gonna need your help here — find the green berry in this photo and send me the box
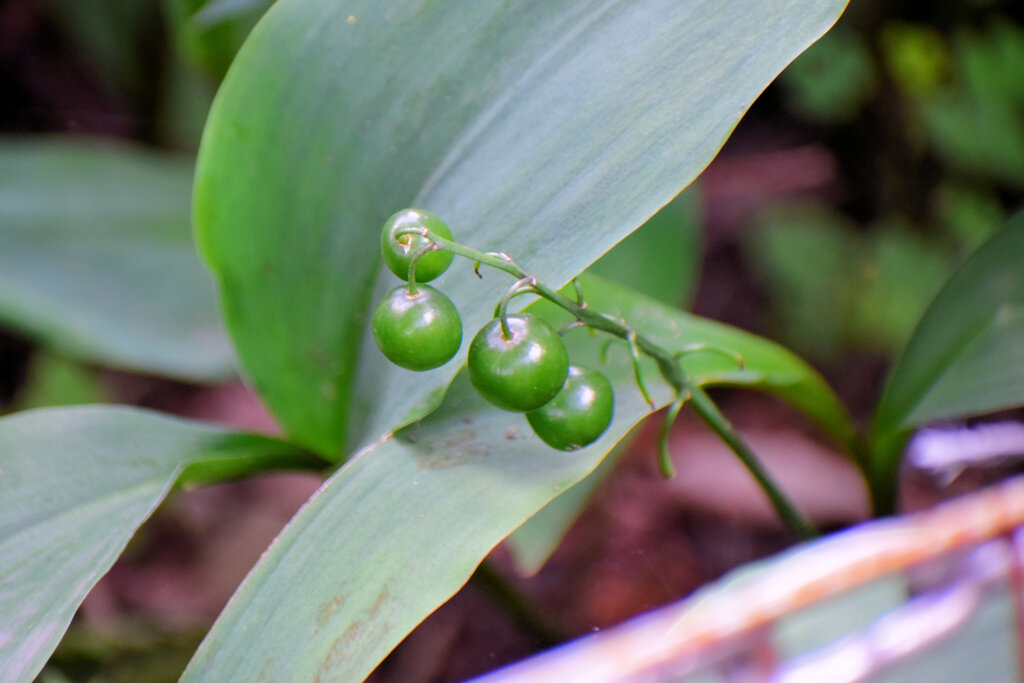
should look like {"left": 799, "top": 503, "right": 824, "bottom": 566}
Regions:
{"left": 527, "top": 366, "right": 614, "bottom": 451}
{"left": 381, "top": 208, "right": 455, "bottom": 282}
{"left": 468, "top": 313, "right": 569, "bottom": 412}
{"left": 372, "top": 285, "right": 462, "bottom": 371}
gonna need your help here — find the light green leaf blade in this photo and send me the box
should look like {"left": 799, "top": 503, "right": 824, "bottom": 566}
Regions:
{"left": 195, "top": 0, "right": 849, "bottom": 458}
{"left": 505, "top": 434, "right": 632, "bottom": 576}
{"left": 873, "top": 211, "right": 1024, "bottom": 479}
{"left": 0, "top": 406, "right": 319, "bottom": 683}
{"left": 0, "top": 139, "right": 234, "bottom": 381}
{"left": 184, "top": 274, "right": 856, "bottom": 681}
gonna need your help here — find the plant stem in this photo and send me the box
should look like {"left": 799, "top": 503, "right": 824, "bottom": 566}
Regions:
{"left": 687, "top": 386, "right": 817, "bottom": 540}
{"left": 400, "top": 228, "right": 816, "bottom": 540}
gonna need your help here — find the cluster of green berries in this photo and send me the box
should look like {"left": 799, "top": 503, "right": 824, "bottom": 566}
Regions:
{"left": 372, "top": 209, "right": 614, "bottom": 451}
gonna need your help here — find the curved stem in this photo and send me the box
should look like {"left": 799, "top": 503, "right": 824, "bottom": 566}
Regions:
{"left": 406, "top": 243, "right": 437, "bottom": 291}
{"left": 401, "top": 226, "right": 816, "bottom": 540}
{"left": 497, "top": 277, "right": 535, "bottom": 339}
{"left": 405, "top": 241, "right": 438, "bottom": 290}
{"left": 658, "top": 395, "right": 687, "bottom": 478}
{"left": 688, "top": 385, "right": 817, "bottom": 540}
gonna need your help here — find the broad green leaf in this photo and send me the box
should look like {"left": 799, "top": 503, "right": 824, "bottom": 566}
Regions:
{"left": 195, "top": 0, "right": 849, "bottom": 458}
{"left": 0, "top": 139, "right": 234, "bottom": 381}
{"left": 873, "top": 212, "right": 1024, "bottom": 488}
{"left": 505, "top": 434, "right": 632, "bottom": 576}
{"left": 184, "top": 274, "right": 857, "bottom": 681}
{"left": 0, "top": 406, "right": 321, "bottom": 683}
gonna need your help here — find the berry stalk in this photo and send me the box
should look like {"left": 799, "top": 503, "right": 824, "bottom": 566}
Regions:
{"left": 395, "top": 226, "right": 817, "bottom": 540}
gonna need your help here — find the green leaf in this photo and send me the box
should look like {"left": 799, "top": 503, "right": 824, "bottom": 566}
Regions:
{"left": 184, "top": 274, "right": 857, "bottom": 681}
{"left": 13, "top": 353, "right": 109, "bottom": 411}
{"left": 850, "top": 221, "right": 951, "bottom": 355}
{"left": 0, "top": 406, "right": 320, "bottom": 683}
{"left": 923, "top": 95, "right": 1024, "bottom": 189}
{"left": 873, "top": 211, "right": 1024, "bottom": 486}
{"left": 587, "top": 185, "right": 702, "bottom": 307}
{"left": 779, "top": 23, "right": 878, "bottom": 124}
{"left": 162, "top": 0, "right": 272, "bottom": 80}
{"left": 193, "top": 0, "right": 275, "bottom": 27}
{"left": 0, "top": 138, "right": 234, "bottom": 381}
{"left": 746, "top": 207, "right": 952, "bottom": 361}
{"left": 505, "top": 434, "right": 632, "bottom": 576}
{"left": 745, "top": 205, "right": 862, "bottom": 361}
{"left": 195, "top": 0, "right": 849, "bottom": 458}
{"left": 509, "top": 270, "right": 861, "bottom": 574}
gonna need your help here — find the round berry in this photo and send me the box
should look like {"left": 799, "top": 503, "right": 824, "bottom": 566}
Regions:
{"left": 381, "top": 208, "right": 455, "bottom": 283}
{"left": 372, "top": 285, "right": 462, "bottom": 371}
{"left": 527, "top": 366, "right": 614, "bottom": 451}
{"left": 468, "top": 313, "right": 569, "bottom": 412}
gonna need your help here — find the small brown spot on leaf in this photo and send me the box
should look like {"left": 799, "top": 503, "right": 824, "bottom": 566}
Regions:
{"left": 316, "top": 594, "right": 346, "bottom": 631}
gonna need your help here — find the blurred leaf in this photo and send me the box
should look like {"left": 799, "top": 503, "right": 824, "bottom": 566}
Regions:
{"left": 196, "top": 0, "right": 848, "bottom": 459}
{"left": 746, "top": 206, "right": 862, "bottom": 360}
{"left": 0, "top": 138, "right": 234, "bottom": 381}
{"left": 780, "top": 24, "right": 878, "bottom": 124}
{"left": 156, "top": 35, "right": 218, "bottom": 150}
{"left": 958, "top": 19, "right": 1024, "bottom": 107}
{"left": 923, "top": 96, "right": 1024, "bottom": 189}
{"left": 934, "top": 182, "right": 1006, "bottom": 251}
{"left": 45, "top": 0, "right": 157, "bottom": 103}
{"left": 183, "top": 273, "right": 856, "bottom": 682}
{"left": 43, "top": 620, "right": 204, "bottom": 683}
{"left": 193, "top": 0, "right": 275, "bottom": 27}
{"left": 851, "top": 219, "right": 951, "bottom": 354}
{"left": 878, "top": 583, "right": 1018, "bottom": 682}
{"left": 879, "top": 22, "right": 951, "bottom": 99}
{"left": 915, "top": 20, "right": 1024, "bottom": 189}
{"left": 873, "top": 211, "right": 1024, "bottom": 486}
{"left": 747, "top": 207, "right": 953, "bottom": 360}
{"left": 14, "top": 353, "right": 108, "bottom": 411}
{"left": 587, "top": 185, "right": 702, "bottom": 307}
{"left": 0, "top": 406, "right": 319, "bottom": 683}
{"left": 162, "top": 0, "right": 272, "bottom": 80}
